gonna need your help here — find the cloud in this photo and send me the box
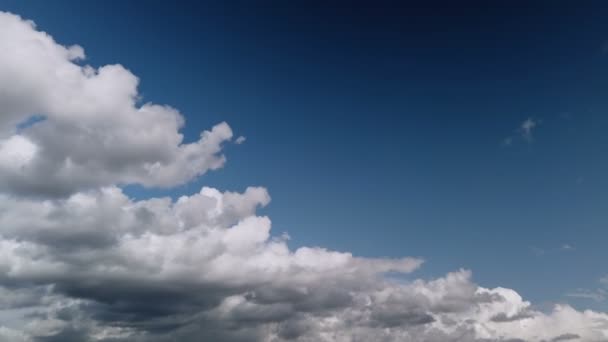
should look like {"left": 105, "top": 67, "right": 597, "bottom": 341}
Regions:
{"left": 530, "top": 246, "right": 546, "bottom": 256}
{"left": 519, "top": 118, "right": 538, "bottom": 142}
{"left": 566, "top": 276, "right": 608, "bottom": 304}
{"left": 530, "top": 244, "right": 576, "bottom": 257}
{"left": 0, "top": 11, "right": 607, "bottom": 342}
{"left": 503, "top": 117, "right": 540, "bottom": 146}
{"left": 566, "top": 289, "right": 607, "bottom": 302}
{"left": 235, "top": 136, "right": 246, "bottom": 144}
{"left": 0, "top": 12, "right": 232, "bottom": 197}
{"left": 561, "top": 244, "right": 575, "bottom": 251}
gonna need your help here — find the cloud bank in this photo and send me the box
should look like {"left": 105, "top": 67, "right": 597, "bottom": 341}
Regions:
{"left": 0, "top": 11, "right": 607, "bottom": 342}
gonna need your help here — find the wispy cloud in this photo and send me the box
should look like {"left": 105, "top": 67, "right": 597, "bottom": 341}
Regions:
{"left": 503, "top": 117, "right": 541, "bottom": 146}
{"left": 519, "top": 117, "right": 538, "bottom": 142}
{"left": 566, "top": 275, "right": 608, "bottom": 303}
{"left": 530, "top": 246, "right": 546, "bottom": 256}
{"left": 529, "top": 244, "right": 575, "bottom": 256}
{"left": 561, "top": 244, "right": 575, "bottom": 251}
{"left": 235, "top": 135, "right": 246, "bottom": 144}
{"left": 567, "top": 288, "right": 607, "bottom": 302}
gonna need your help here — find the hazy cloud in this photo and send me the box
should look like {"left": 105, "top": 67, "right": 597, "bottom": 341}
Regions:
{"left": 561, "top": 244, "right": 575, "bottom": 251}
{"left": 519, "top": 118, "right": 538, "bottom": 142}
{"left": 503, "top": 117, "right": 540, "bottom": 146}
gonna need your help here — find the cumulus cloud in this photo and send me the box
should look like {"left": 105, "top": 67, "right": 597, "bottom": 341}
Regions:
{"left": 0, "top": 12, "right": 232, "bottom": 197}
{"left": 0, "top": 11, "right": 607, "bottom": 342}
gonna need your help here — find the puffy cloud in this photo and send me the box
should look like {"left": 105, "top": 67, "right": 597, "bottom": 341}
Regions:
{"left": 0, "top": 186, "right": 423, "bottom": 341}
{"left": 0, "top": 12, "right": 232, "bottom": 197}
{"left": 0, "top": 10, "right": 608, "bottom": 342}
{"left": 0, "top": 185, "right": 606, "bottom": 342}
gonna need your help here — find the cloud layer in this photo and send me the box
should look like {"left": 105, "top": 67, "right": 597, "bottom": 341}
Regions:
{"left": 0, "top": 11, "right": 607, "bottom": 342}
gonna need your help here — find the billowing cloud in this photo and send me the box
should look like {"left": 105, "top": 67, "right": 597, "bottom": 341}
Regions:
{"left": 0, "top": 11, "right": 607, "bottom": 342}
{"left": 0, "top": 12, "right": 232, "bottom": 197}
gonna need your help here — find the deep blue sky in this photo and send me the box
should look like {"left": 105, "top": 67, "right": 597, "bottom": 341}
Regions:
{"left": 2, "top": 0, "right": 608, "bottom": 309}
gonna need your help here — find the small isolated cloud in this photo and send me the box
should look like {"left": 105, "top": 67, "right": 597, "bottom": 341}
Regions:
{"left": 235, "top": 135, "right": 246, "bottom": 144}
{"left": 561, "top": 244, "right": 575, "bottom": 251}
{"left": 519, "top": 117, "right": 538, "bottom": 141}
{"left": 503, "top": 117, "right": 541, "bottom": 146}
{"left": 530, "top": 244, "right": 575, "bottom": 256}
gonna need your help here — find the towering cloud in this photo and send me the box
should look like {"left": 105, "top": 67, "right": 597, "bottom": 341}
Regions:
{"left": 0, "top": 11, "right": 607, "bottom": 342}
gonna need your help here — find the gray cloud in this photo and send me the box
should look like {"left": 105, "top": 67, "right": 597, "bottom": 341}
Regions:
{"left": 551, "top": 333, "right": 580, "bottom": 341}
{"left": 490, "top": 311, "right": 534, "bottom": 323}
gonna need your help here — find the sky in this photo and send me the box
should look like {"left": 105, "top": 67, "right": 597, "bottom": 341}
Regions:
{"left": 0, "top": 1, "right": 608, "bottom": 341}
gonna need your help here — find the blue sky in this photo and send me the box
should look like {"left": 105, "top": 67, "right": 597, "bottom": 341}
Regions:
{"left": 2, "top": 0, "right": 608, "bottom": 313}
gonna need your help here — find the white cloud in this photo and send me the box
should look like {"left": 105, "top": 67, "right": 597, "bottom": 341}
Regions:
{"left": 0, "top": 12, "right": 232, "bottom": 197}
{"left": 566, "top": 276, "right": 608, "bottom": 305}
{"left": 0, "top": 11, "right": 607, "bottom": 342}
{"left": 520, "top": 117, "right": 538, "bottom": 142}
{"left": 503, "top": 117, "right": 540, "bottom": 146}
{"left": 235, "top": 136, "right": 246, "bottom": 144}
{"left": 561, "top": 244, "right": 575, "bottom": 251}
{"left": 567, "top": 289, "right": 607, "bottom": 303}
